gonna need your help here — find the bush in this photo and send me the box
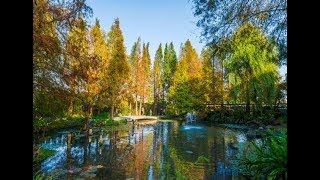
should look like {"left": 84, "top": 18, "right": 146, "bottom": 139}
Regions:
{"left": 93, "top": 111, "right": 110, "bottom": 120}
{"left": 238, "top": 130, "right": 287, "bottom": 179}
{"left": 105, "top": 119, "right": 126, "bottom": 126}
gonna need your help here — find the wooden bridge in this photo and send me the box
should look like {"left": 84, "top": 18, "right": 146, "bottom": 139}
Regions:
{"left": 114, "top": 116, "right": 159, "bottom": 122}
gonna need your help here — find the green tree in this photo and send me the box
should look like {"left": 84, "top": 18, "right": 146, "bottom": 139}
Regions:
{"left": 201, "top": 48, "right": 224, "bottom": 105}
{"left": 140, "top": 42, "right": 152, "bottom": 115}
{"left": 168, "top": 40, "right": 205, "bottom": 115}
{"left": 33, "top": 0, "right": 92, "bottom": 120}
{"left": 152, "top": 44, "right": 163, "bottom": 115}
{"left": 129, "top": 38, "right": 142, "bottom": 115}
{"left": 88, "top": 18, "right": 109, "bottom": 113}
{"left": 162, "top": 42, "right": 178, "bottom": 108}
{"left": 224, "top": 23, "right": 279, "bottom": 114}
{"left": 106, "top": 18, "right": 130, "bottom": 120}
{"left": 64, "top": 17, "right": 105, "bottom": 128}
{"left": 191, "top": 0, "right": 287, "bottom": 65}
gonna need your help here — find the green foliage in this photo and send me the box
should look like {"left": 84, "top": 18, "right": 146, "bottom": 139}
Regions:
{"left": 169, "top": 147, "right": 210, "bottom": 179}
{"left": 162, "top": 43, "right": 178, "bottom": 101}
{"left": 168, "top": 40, "right": 205, "bottom": 115}
{"left": 153, "top": 43, "right": 163, "bottom": 115}
{"left": 33, "top": 171, "right": 52, "bottom": 180}
{"left": 201, "top": 48, "right": 224, "bottom": 104}
{"left": 105, "top": 119, "right": 126, "bottom": 126}
{"left": 34, "top": 117, "right": 84, "bottom": 133}
{"left": 225, "top": 23, "right": 279, "bottom": 113}
{"left": 191, "top": 0, "right": 287, "bottom": 65}
{"left": 238, "top": 130, "right": 287, "bottom": 179}
{"left": 106, "top": 18, "right": 130, "bottom": 119}
{"left": 33, "top": 148, "right": 56, "bottom": 165}
{"left": 93, "top": 111, "right": 110, "bottom": 120}
{"left": 195, "top": 155, "right": 210, "bottom": 163}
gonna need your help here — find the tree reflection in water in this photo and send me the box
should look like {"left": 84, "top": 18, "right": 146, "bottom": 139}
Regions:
{"left": 38, "top": 120, "right": 252, "bottom": 179}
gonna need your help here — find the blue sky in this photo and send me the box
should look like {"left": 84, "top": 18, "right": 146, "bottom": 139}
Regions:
{"left": 86, "top": 0, "right": 286, "bottom": 77}
{"left": 86, "top": 0, "right": 203, "bottom": 59}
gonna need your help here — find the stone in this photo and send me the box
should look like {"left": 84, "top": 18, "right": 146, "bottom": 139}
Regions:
{"left": 266, "top": 125, "right": 273, "bottom": 129}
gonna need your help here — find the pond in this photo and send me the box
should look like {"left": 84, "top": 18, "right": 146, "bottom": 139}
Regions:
{"left": 34, "top": 120, "right": 258, "bottom": 179}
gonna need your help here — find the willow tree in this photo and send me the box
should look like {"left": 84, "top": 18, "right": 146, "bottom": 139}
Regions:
{"left": 224, "top": 23, "right": 279, "bottom": 114}
{"left": 106, "top": 18, "right": 130, "bottom": 120}
{"left": 192, "top": 0, "right": 287, "bottom": 65}
{"left": 168, "top": 40, "right": 205, "bottom": 115}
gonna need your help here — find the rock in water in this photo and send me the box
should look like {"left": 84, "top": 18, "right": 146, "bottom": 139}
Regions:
{"left": 266, "top": 125, "right": 273, "bottom": 129}
{"left": 246, "top": 129, "right": 256, "bottom": 138}
{"left": 97, "top": 165, "right": 104, "bottom": 168}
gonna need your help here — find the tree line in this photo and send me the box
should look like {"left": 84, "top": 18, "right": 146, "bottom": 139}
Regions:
{"left": 34, "top": 0, "right": 286, "bottom": 125}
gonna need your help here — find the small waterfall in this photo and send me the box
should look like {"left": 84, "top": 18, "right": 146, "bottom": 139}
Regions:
{"left": 185, "top": 112, "right": 196, "bottom": 123}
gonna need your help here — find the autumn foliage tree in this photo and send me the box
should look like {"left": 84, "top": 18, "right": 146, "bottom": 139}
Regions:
{"left": 33, "top": 0, "right": 92, "bottom": 120}
{"left": 201, "top": 48, "right": 224, "bottom": 105}
{"left": 168, "top": 40, "right": 205, "bottom": 115}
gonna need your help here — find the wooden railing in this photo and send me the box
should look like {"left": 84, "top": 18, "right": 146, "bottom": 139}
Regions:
{"left": 204, "top": 103, "right": 287, "bottom": 111}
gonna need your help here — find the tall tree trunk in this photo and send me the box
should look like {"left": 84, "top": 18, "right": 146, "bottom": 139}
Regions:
{"left": 153, "top": 97, "right": 157, "bottom": 116}
{"left": 129, "top": 101, "right": 132, "bottom": 116}
{"left": 135, "top": 94, "right": 138, "bottom": 116}
{"left": 153, "top": 76, "right": 157, "bottom": 115}
{"left": 110, "top": 105, "right": 114, "bottom": 121}
{"left": 89, "top": 105, "right": 93, "bottom": 117}
{"left": 139, "top": 96, "right": 142, "bottom": 116}
{"left": 84, "top": 104, "right": 93, "bottom": 132}
{"left": 142, "top": 95, "right": 145, "bottom": 115}
{"left": 68, "top": 100, "right": 73, "bottom": 115}
{"left": 246, "top": 81, "right": 250, "bottom": 114}
{"left": 221, "top": 57, "right": 225, "bottom": 104}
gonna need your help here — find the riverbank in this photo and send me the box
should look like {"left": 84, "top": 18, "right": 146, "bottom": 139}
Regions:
{"left": 33, "top": 117, "right": 127, "bottom": 134}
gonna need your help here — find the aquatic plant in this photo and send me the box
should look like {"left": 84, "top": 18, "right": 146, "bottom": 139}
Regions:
{"left": 238, "top": 130, "right": 287, "bottom": 179}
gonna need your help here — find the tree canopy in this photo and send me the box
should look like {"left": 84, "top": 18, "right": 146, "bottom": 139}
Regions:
{"left": 192, "top": 0, "right": 287, "bottom": 65}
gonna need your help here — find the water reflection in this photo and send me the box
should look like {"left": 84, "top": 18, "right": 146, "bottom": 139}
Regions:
{"left": 37, "top": 120, "right": 253, "bottom": 179}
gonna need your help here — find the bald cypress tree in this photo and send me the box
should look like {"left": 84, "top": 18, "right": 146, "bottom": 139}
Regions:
{"left": 140, "top": 42, "right": 151, "bottom": 115}
{"left": 106, "top": 18, "right": 130, "bottom": 120}
{"left": 129, "top": 38, "right": 141, "bottom": 115}
{"left": 162, "top": 42, "right": 177, "bottom": 112}
{"left": 168, "top": 40, "right": 205, "bottom": 115}
{"left": 153, "top": 44, "right": 163, "bottom": 115}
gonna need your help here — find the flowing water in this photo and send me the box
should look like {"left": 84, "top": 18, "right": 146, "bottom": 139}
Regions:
{"left": 34, "top": 120, "right": 256, "bottom": 179}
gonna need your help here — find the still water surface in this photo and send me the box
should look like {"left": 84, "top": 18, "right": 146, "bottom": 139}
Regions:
{"left": 36, "top": 120, "right": 254, "bottom": 179}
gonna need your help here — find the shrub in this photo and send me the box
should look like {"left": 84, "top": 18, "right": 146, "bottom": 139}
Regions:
{"left": 238, "top": 130, "right": 287, "bottom": 179}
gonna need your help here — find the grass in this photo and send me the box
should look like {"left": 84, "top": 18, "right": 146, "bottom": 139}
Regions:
{"left": 33, "top": 147, "right": 56, "bottom": 165}
{"left": 33, "top": 112, "right": 128, "bottom": 133}
{"left": 102, "top": 123, "right": 132, "bottom": 132}
{"left": 33, "top": 116, "right": 84, "bottom": 133}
